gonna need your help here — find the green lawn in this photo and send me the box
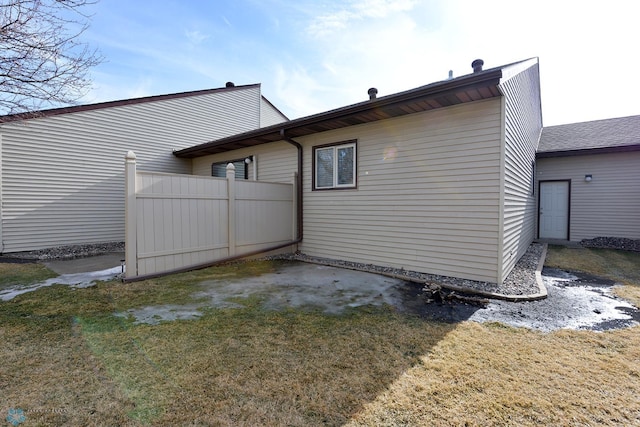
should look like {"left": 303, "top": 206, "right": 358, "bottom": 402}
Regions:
{"left": 0, "top": 262, "right": 56, "bottom": 289}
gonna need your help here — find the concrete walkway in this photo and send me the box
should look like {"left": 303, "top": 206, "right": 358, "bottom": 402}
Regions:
{"left": 43, "top": 252, "right": 125, "bottom": 275}
{"left": 534, "top": 238, "right": 583, "bottom": 248}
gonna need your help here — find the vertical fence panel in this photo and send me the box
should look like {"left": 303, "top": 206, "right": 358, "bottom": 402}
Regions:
{"left": 124, "top": 153, "right": 295, "bottom": 279}
{"left": 124, "top": 151, "right": 137, "bottom": 279}
{"left": 235, "top": 179, "right": 295, "bottom": 253}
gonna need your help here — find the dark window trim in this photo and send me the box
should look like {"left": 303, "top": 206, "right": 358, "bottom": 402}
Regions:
{"left": 312, "top": 139, "right": 358, "bottom": 191}
{"left": 211, "top": 158, "right": 248, "bottom": 180}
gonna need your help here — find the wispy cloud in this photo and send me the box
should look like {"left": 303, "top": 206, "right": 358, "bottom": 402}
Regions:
{"left": 81, "top": 0, "right": 640, "bottom": 125}
{"left": 85, "top": 73, "right": 155, "bottom": 104}
{"left": 185, "top": 30, "right": 210, "bottom": 45}
{"left": 351, "top": 0, "right": 417, "bottom": 18}
{"left": 308, "top": 0, "right": 417, "bottom": 38}
{"left": 273, "top": 0, "right": 448, "bottom": 117}
{"left": 273, "top": 63, "right": 333, "bottom": 118}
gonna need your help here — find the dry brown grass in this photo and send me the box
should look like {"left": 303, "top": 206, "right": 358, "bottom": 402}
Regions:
{"left": 346, "top": 322, "right": 640, "bottom": 426}
{"left": 2, "top": 253, "right": 640, "bottom": 426}
{"left": 545, "top": 246, "right": 640, "bottom": 307}
{"left": 0, "top": 262, "right": 56, "bottom": 289}
{"left": 347, "top": 246, "right": 640, "bottom": 426}
{"left": 0, "top": 287, "right": 135, "bottom": 425}
{"left": 89, "top": 303, "right": 453, "bottom": 425}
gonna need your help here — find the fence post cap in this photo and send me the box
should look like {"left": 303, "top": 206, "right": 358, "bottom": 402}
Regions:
{"left": 226, "top": 162, "right": 236, "bottom": 170}
{"left": 125, "top": 151, "right": 137, "bottom": 160}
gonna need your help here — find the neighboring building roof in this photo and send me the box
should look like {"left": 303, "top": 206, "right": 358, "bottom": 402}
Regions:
{"left": 537, "top": 115, "right": 640, "bottom": 157}
{"left": 260, "top": 94, "right": 289, "bottom": 121}
{"left": 0, "top": 83, "right": 264, "bottom": 123}
{"left": 174, "top": 58, "right": 539, "bottom": 158}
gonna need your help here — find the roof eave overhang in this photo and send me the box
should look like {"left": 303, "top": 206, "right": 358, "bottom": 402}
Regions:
{"left": 175, "top": 69, "right": 503, "bottom": 158}
{"left": 536, "top": 144, "right": 640, "bottom": 158}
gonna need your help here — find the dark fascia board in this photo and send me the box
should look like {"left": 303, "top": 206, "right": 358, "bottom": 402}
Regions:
{"left": 0, "top": 84, "right": 261, "bottom": 123}
{"left": 536, "top": 144, "right": 640, "bottom": 158}
{"left": 174, "top": 67, "right": 504, "bottom": 158}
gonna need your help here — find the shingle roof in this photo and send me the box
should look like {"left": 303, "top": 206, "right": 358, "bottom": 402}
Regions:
{"left": 175, "top": 58, "right": 543, "bottom": 158}
{"left": 538, "top": 115, "right": 640, "bottom": 156}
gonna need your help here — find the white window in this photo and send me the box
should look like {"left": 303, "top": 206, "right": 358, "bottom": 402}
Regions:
{"left": 313, "top": 141, "right": 356, "bottom": 190}
{"left": 211, "top": 159, "right": 247, "bottom": 179}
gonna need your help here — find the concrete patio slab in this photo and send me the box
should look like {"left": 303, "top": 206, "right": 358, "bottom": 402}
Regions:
{"left": 43, "top": 252, "right": 125, "bottom": 275}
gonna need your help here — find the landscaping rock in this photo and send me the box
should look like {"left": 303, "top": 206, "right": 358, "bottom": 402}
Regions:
{"left": 270, "top": 243, "right": 545, "bottom": 297}
{"left": 581, "top": 237, "right": 640, "bottom": 252}
{"left": 2, "top": 242, "right": 125, "bottom": 261}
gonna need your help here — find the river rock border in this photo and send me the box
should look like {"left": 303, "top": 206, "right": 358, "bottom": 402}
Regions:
{"left": 580, "top": 237, "right": 640, "bottom": 252}
{"left": 1, "top": 242, "right": 125, "bottom": 261}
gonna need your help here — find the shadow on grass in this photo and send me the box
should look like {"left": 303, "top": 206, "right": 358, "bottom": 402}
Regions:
{"left": 1, "top": 260, "right": 479, "bottom": 425}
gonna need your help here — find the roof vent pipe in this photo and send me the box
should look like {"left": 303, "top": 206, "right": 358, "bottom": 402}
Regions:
{"left": 225, "top": 81, "right": 235, "bottom": 87}
{"left": 368, "top": 87, "right": 378, "bottom": 100}
{"left": 448, "top": 70, "right": 453, "bottom": 80}
{"left": 471, "top": 59, "right": 484, "bottom": 73}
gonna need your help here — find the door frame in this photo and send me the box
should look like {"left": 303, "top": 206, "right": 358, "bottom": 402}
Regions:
{"left": 537, "top": 179, "right": 571, "bottom": 240}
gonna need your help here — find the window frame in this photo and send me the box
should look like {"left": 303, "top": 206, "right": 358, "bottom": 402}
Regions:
{"left": 211, "top": 158, "right": 248, "bottom": 180}
{"left": 312, "top": 140, "right": 357, "bottom": 191}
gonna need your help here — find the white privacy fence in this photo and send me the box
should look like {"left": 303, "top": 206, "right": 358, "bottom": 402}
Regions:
{"left": 124, "top": 151, "right": 296, "bottom": 279}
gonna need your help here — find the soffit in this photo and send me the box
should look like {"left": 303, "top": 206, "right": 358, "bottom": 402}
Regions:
{"left": 174, "top": 71, "right": 503, "bottom": 158}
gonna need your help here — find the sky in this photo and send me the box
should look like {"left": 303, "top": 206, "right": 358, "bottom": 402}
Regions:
{"left": 79, "top": 0, "right": 639, "bottom": 126}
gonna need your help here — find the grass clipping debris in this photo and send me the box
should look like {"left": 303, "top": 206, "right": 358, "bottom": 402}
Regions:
{"left": 1, "top": 251, "right": 639, "bottom": 426}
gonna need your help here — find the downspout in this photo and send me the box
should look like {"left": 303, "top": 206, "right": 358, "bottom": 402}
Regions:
{"left": 281, "top": 129, "right": 303, "bottom": 242}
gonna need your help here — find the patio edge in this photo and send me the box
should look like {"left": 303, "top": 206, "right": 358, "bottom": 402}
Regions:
{"left": 293, "top": 243, "right": 549, "bottom": 302}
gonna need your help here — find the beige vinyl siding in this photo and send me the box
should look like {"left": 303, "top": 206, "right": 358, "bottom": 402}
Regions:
{"left": 499, "top": 61, "right": 543, "bottom": 282}
{"left": 0, "top": 87, "right": 263, "bottom": 252}
{"left": 536, "top": 151, "right": 640, "bottom": 241}
{"left": 191, "top": 141, "right": 298, "bottom": 183}
{"left": 260, "top": 97, "right": 288, "bottom": 127}
{"left": 299, "top": 99, "right": 503, "bottom": 283}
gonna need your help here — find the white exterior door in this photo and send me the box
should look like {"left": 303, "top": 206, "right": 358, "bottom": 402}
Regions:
{"left": 539, "top": 181, "right": 570, "bottom": 239}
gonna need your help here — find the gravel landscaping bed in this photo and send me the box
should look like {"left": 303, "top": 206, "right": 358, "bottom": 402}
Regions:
{"left": 581, "top": 237, "right": 640, "bottom": 252}
{"left": 1, "top": 242, "right": 125, "bottom": 261}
